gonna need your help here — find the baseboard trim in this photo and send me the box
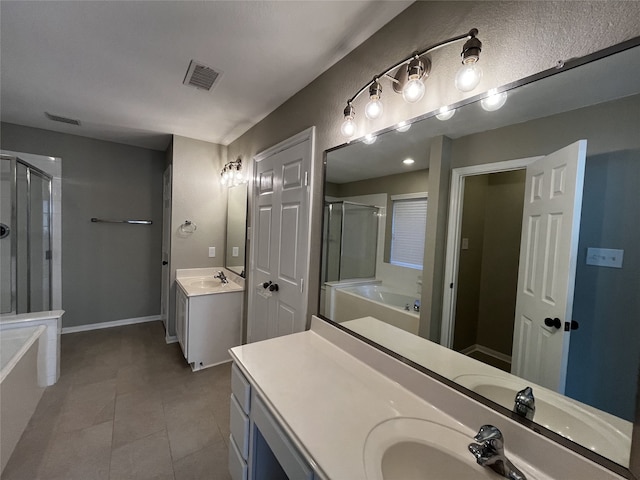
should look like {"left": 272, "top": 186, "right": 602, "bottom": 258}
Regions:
{"left": 165, "top": 335, "right": 178, "bottom": 344}
{"left": 62, "top": 315, "right": 161, "bottom": 334}
{"left": 460, "top": 343, "right": 512, "bottom": 365}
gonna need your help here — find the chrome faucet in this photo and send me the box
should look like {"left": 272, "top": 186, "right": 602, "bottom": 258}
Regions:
{"left": 214, "top": 270, "right": 228, "bottom": 284}
{"left": 514, "top": 386, "right": 535, "bottom": 421}
{"left": 468, "top": 425, "right": 527, "bottom": 480}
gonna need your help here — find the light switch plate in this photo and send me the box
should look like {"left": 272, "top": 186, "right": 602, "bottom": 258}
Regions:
{"left": 586, "top": 247, "right": 623, "bottom": 268}
{"left": 232, "top": 246, "right": 239, "bottom": 257}
{"left": 461, "top": 238, "right": 469, "bottom": 250}
{"left": 208, "top": 247, "right": 216, "bottom": 258}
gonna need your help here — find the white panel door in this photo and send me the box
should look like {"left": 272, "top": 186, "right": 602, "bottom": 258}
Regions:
{"left": 248, "top": 130, "right": 313, "bottom": 343}
{"left": 511, "top": 140, "right": 586, "bottom": 393}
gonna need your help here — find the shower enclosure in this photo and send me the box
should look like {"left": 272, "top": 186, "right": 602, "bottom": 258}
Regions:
{"left": 322, "top": 201, "right": 380, "bottom": 283}
{"left": 0, "top": 154, "right": 53, "bottom": 314}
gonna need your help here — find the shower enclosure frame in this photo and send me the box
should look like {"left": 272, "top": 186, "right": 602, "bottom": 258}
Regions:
{"left": 322, "top": 200, "right": 381, "bottom": 283}
{"left": 1, "top": 154, "right": 54, "bottom": 314}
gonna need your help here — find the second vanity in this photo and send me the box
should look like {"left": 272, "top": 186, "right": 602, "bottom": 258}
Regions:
{"left": 229, "top": 317, "right": 627, "bottom": 480}
{"left": 175, "top": 267, "right": 244, "bottom": 371}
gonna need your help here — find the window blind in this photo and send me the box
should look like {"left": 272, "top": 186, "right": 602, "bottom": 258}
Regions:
{"left": 390, "top": 197, "right": 427, "bottom": 269}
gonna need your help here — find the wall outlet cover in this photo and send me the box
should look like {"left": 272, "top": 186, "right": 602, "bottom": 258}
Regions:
{"left": 208, "top": 247, "right": 216, "bottom": 258}
{"left": 232, "top": 246, "right": 239, "bottom": 257}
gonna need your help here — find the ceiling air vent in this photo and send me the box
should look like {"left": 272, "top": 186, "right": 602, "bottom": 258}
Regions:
{"left": 183, "top": 60, "right": 220, "bottom": 91}
{"left": 45, "top": 112, "right": 81, "bottom": 126}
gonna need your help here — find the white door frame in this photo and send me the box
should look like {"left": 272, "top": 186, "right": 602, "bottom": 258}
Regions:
{"left": 440, "top": 156, "right": 542, "bottom": 348}
{"left": 247, "top": 127, "right": 316, "bottom": 341}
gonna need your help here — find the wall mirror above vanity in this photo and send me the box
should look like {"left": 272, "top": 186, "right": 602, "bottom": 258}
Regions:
{"left": 319, "top": 38, "right": 640, "bottom": 477}
{"left": 225, "top": 183, "right": 248, "bottom": 277}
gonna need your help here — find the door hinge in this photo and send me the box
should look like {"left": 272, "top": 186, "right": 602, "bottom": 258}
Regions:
{"left": 304, "top": 171, "right": 308, "bottom": 187}
{"left": 300, "top": 278, "right": 304, "bottom": 293}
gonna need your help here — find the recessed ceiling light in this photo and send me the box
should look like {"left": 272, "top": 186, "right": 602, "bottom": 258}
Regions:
{"left": 403, "top": 158, "right": 415, "bottom": 165}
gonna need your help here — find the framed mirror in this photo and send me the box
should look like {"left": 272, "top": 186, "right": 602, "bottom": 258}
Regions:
{"left": 319, "top": 38, "right": 639, "bottom": 477}
{"left": 225, "top": 183, "right": 247, "bottom": 277}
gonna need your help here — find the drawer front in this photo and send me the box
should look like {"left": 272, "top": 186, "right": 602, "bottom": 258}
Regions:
{"left": 228, "top": 434, "right": 247, "bottom": 480}
{"left": 231, "top": 363, "right": 251, "bottom": 414}
{"left": 230, "top": 394, "right": 250, "bottom": 459}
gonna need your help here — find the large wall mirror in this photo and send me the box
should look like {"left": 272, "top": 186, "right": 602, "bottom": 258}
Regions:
{"left": 225, "top": 183, "right": 247, "bottom": 277}
{"left": 319, "top": 38, "right": 639, "bottom": 477}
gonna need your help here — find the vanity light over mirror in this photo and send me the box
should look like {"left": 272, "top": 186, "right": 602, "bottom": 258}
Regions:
{"left": 225, "top": 183, "right": 247, "bottom": 277}
{"left": 320, "top": 37, "right": 640, "bottom": 477}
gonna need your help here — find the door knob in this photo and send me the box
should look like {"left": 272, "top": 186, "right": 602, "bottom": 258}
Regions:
{"left": 570, "top": 320, "right": 579, "bottom": 330}
{"left": 544, "top": 317, "right": 562, "bottom": 329}
{"left": 268, "top": 283, "right": 279, "bottom": 292}
{"left": 162, "top": 260, "right": 168, "bottom": 265}
{"left": 262, "top": 281, "right": 272, "bottom": 289}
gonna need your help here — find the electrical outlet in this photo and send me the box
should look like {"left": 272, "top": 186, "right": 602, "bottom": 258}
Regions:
{"left": 232, "top": 246, "right": 239, "bottom": 257}
{"left": 208, "top": 247, "right": 216, "bottom": 258}
{"left": 586, "top": 247, "right": 623, "bottom": 268}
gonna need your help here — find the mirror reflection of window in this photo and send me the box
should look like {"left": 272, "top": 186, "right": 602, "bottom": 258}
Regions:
{"left": 390, "top": 194, "right": 427, "bottom": 270}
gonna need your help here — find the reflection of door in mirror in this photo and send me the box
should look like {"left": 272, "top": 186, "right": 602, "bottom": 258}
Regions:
{"left": 225, "top": 183, "right": 247, "bottom": 277}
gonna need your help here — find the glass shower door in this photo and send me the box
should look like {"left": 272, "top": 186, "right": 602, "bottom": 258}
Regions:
{"left": 0, "top": 155, "right": 52, "bottom": 314}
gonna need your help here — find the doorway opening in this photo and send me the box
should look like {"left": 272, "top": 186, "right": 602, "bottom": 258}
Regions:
{"left": 451, "top": 170, "right": 526, "bottom": 372}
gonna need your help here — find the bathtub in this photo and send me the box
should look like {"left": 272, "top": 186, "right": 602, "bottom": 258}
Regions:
{"left": 0, "top": 310, "right": 63, "bottom": 386}
{"left": 0, "top": 325, "right": 46, "bottom": 473}
{"left": 333, "top": 284, "right": 420, "bottom": 334}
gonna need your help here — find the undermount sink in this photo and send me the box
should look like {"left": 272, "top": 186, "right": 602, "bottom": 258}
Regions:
{"left": 177, "top": 275, "right": 244, "bottom": 296}
{"left": 453, "top": 374, "right": 631, "bottom": 466}
{"left": 363, "top": 418, "right": 538, "bottom": 480}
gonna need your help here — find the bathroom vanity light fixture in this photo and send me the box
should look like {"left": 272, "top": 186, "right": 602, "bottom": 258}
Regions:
{"left": 220, "top": 158, "right": 246, "bottom": 186}
{"left": 340, "top": 29, "right": 482, "bottom": 138}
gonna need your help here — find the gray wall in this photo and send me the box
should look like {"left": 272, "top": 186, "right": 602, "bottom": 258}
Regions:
{"left": 167, "top": 135, "right": 227, "bottom": 336}
{"left": 0, "top": 122, "right": 163, "bottom": 328}
{"left": 566, "top": 149, "right": 640, "bottom": 421}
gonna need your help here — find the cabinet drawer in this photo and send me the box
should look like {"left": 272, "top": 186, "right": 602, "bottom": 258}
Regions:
{"left": 231, "top": 363, "right": 251, "bottom": 414}
{"left": 230, "top": 394, "right": 250, "bottom": 459}
{"left": 228, "top": 434, "right": 247, "bottom": 480}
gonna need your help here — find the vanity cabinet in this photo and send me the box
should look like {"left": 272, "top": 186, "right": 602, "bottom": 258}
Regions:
{"left": 229, "top": 363, "right": 316, "bottom": 480}
{"left": 175, "top": 283, "right": 242, "bottom": 371}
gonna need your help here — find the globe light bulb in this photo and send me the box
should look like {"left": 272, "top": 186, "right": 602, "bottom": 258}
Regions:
{"left": 402, "top": 78, "right": 425, "bottom": 103}
{"left": 340, "top": 116, "right": 356, "bottom": 138}
{"left": 481, "top": 90, "right": 508, "bottom": 111}
{"left": 455, "top": 61, "right": 483, "bottom": 92}
{"left": 436, "top": 106, "right": 456, "bottom": 121}
{"left": 365, "top": 97, "right": 383, "bottom": 120}
{"left": 396, "top": 121, "right": 411, "bottom": 133}
{"left": 363, "top": 134, "right": 377, "bottom": 145}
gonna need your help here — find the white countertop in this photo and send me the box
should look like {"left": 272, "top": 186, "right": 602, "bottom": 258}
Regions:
{"left": 231, "top": 326, "right": 481, "bottom": 479}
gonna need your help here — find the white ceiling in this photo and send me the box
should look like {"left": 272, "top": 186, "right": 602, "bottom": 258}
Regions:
{"left": 0, "top": 1, "right": 411, "bottom": 151}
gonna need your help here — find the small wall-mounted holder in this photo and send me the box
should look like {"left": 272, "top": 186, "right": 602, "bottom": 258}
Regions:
{"left": 179, "top": 220, "right": 197, "bottom": 235}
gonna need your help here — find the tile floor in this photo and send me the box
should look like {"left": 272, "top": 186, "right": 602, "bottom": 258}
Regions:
{"left": 2, "top": 321, "right": 233, "bottom": 480}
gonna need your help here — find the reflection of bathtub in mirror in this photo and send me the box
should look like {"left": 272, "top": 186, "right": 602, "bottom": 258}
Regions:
{"left": 342, "top": 316, "right": 632, "bottom": 467}
{"left": 325, "top": 281, "right": 420, "bottom": 335}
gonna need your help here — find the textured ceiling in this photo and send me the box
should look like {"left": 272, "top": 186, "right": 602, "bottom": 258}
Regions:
{"left": 0, "top": 1, "right": 411, "bottom": 151}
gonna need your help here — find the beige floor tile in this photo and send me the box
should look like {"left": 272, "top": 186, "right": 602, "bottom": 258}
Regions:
{"left": 42, "top": 420, "right": 113, "bottom": 480}
{"left": 57, "top": 379, "right": 117, "bottom": 433}
{"left": 109, "top": 430, "right": 175, "bottom": 480}
{"left": 166, "top": 413, "right": 224, "bottom": 462}
{"left": 113, "top": 390, "right": 166, "bottom": 448}
{"left": 5, "top": 321, "right": 234, "bottom": 480}
{"left": 172, "top": 442, "right": 231, "bottom": 480}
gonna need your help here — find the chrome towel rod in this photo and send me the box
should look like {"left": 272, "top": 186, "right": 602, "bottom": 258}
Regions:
{"left": 91, "top": 218, "right": 152, "bottom": 225}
